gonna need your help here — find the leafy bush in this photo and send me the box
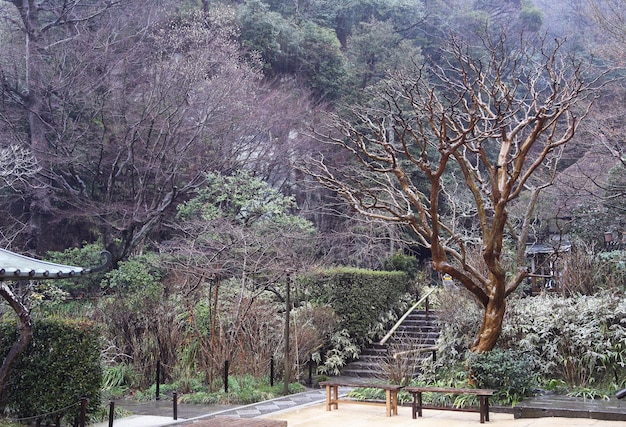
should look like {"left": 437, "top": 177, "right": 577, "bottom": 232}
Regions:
{"left": 0, "top": 318, "right": 102, "bottom": 424}
{"left": 381, "top": 251, "right": 420, "bottom": 279}
{"left": 102, "top": 363, "right": 137, "bottom": 399}
{"left": 45, "top": 242, "right": 109, "bottom": 297}
{"left": 100, "top": 253, "right": 180, "bottom": 388}
{"left": 164, "top": 375, "right": 306, "bottom": 405}
{"left": 467, "top": 349, "right": 537, "bottom": 405}
{"left": 500, "top": 292, "right": 626, "bottom": 389}
{"left": 594, "top": 250, "right": 626, "bottom": 290}
{"left": 303, "top": 267, "right": 410, "bottom": 347}
{"left": 104, "top": 254, "right": 164, "bottom": 294}
{"left": 314, "top": 329, "right": 360, "bottom": 376}
{"left": 432, "top": 289, "right": 626, "bottom": 397}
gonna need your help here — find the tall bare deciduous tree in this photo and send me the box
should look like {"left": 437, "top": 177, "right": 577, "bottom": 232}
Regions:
{"left": 584, "top": 0, "right": 626, "bottom": 229}
{"left": 303, "top": 32, "right": 601, "bottom": 352}
{"left": 0, "top": 0, "right": 123, "bottom": 249}
{"left": 1, "top": 1, "right": 310, "bottom": 259}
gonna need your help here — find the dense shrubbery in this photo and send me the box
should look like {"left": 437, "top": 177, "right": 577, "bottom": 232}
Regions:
{"left": 428, "top": 288, "right": 626, "bottom": 404}
{"left": 500, "top": 292, "right": 626, "bottom": 390}
{"left": 0, "top": 318, "right": 102, "bottom": 424}
{"left": 304, "top": 268, "right": 410, "bottom": 347}
{"left": 467, "top": 349, "right": 537, "bottom": 405}
{"left": 99, "top": 254, "right": 179, "bottom": 389}
{"left": 303, "top": 268, "right": 411, "bottom": 374}
{"left": 45, "top": 242, "right": 109, "bottom": 297}
{"left": 128, "top": 374, "right": 306, "bottom": 406}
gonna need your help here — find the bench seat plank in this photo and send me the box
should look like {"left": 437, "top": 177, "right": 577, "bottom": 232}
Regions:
{"left": 404, "top": 386, "right": 494, "bottom": 395}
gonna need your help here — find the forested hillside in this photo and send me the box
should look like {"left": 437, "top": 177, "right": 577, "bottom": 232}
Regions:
{"left": 0, "top": 0, "right": 623, "bottom": 260}
{"left": 0, "top": 0, "right": 625, "bottom": 415}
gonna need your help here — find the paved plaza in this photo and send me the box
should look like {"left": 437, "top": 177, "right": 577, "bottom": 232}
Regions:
{"left": 91, "top": 388, "right": 626, "bottom": 427}
{"left": 262, "top": 403, "right": 626, "bottom": 427}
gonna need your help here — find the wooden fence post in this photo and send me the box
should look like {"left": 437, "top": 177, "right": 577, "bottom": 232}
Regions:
{"left": 224, "top": 360, "right": 229, "bottom": 393}
{"left": 79, "top": 397, "right": 87, "bottom": 427}
{"left": 173, "top": 392, "right": 178, "bottom": 420}
{"left": 108, "top": 401, "right": 115, "bottom": 427}
{"left": 156, "top": 360, "right": 161, "bottom": 400}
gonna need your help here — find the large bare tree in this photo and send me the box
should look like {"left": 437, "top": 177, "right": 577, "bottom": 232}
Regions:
{"left": 0, "top": 1, "right": 310, "bottom": 259}
{"left": 0, "top": 0, "right": 123, "bottom": 250}
{"left": 303, "top": 32, "right": 602, "bottom": 352}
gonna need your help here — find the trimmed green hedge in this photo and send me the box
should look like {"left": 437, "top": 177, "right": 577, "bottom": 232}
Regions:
{"left": 0, "top": 317, "right": 102, "bottom": 423}
{"left": 303, "top": 267, "right": 410, "bottom": 346}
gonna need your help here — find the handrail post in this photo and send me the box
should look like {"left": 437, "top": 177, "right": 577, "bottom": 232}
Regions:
{"left": 308, "top": 355, "right": 313, "bottom": 386}
{"left": 270, "top": 356, "right": 274, "bottom": 386}
{"left": 224, "top": 360, "right": 229, "bottom": 393}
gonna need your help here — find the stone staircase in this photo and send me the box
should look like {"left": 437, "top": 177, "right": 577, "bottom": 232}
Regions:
{"left": 340, "top": 309, "right": 440, "bottom": 379}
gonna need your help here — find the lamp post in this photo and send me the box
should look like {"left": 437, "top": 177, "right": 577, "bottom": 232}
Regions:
{"left": 283, "top": 270, "right": 294, "bottom": 396}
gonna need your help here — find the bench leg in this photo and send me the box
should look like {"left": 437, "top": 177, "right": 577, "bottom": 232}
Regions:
{"left": 392, "top": 390, "right": 398, "bottom": 416}
{"left": 385, "top": 390, "right": 391, "bottom": 417}
{"left": 325, "top": 385, "right": 331, "bottom": 411}
{"left": 325, "top": 385, "right": 339, "bottom": 411}
{"left": 412, "top": 392, "right": 422, "bottom": 418}
{"left": 484, "top": 396, "right": 490, "bottom": 422}
{"left": 479, "top": 396, "right": 490, "bottom": 423}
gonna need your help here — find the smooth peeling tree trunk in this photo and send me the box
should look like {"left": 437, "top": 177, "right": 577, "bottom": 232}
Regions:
{"left": 471, "top": 297, "right": 506, "bottom": 353}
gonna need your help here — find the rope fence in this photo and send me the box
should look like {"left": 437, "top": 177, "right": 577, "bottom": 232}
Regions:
{"left": 9, "top": 397, "right": 87, "bottom": 427}
{"left": 11, "top": 356, "right": 318, "bottom": 426}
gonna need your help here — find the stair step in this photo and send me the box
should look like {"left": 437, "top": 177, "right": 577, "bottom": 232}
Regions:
{"left": 340, "top": 310, "right": 441, "bottom": 379}
{"left": 339, "top": 368, "right": 385, "bottom": 378}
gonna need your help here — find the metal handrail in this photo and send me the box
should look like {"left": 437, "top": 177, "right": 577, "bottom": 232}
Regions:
{"left": 379, "top": 287, "right": 436, "bottom": 346}
{"left": 392, "top": 345, "right": 438, "bottom": 359}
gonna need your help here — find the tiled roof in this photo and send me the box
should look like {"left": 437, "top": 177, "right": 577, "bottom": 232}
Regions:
{"left": 525, "top": 241, "right": 571, "bottom": 255}
{"left": 0, "top": 248, "right": 111, "bottom": 279}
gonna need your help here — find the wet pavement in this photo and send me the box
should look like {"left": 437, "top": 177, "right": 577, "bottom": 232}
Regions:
{"left": 91, "top": 387, "right": 626, "bottom": 426}
{"left": 105, "top": 398, "right": 236, "bottom": 419}
{"left": 92, "top": 388, "right": 339, "bottom": 426}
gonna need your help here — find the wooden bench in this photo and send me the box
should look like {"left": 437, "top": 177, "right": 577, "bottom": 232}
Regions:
{"left": 404, "top": 386, "right": 496, "bottom": 423}
{"left": 319, "top": 380, "right": 404, "bottom": 417}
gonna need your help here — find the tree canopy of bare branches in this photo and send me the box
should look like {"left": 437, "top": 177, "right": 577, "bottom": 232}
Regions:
{"left": 0, "top": 1, "right": 311, "bottom": 259}
{"left": 303, "top": 31, "right": 602, "bottom": 352}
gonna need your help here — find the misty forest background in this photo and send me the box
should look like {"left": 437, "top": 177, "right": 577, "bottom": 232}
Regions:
{"left": 1, "top": 0, "right": 626, "bottom": 417}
